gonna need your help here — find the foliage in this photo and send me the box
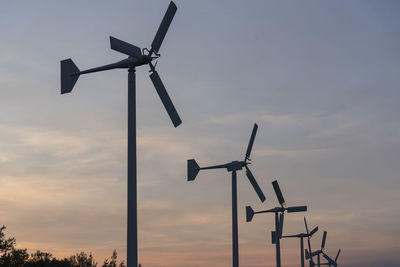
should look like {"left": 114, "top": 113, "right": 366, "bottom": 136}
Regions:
{"left": 69, "top": 252, "right": 97, "bottom": 267}
{"left": 102, "top": 250, "right": 125, "bottom": 267}
{"left": 0, "top": 226, "right": 130, "bottom": 267}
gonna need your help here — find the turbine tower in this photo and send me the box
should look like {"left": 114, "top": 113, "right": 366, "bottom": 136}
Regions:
{"left": 60, "top": 2, "right": 181, "bottom": 266}
{"left": 187, "top": 123, "right": 266, "bottom": 267}
{"left": 246, "top": 180, "right": 307, "bottom": 267}
{"left": 282, "top": 217, "right": 318, "bottom": 267}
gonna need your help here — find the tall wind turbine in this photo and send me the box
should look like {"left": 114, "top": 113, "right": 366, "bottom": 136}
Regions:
{"left": 282, "top": 217, "right": 318, "bottom": 267}
{"left": 60, "top": 2, "right": 181, "bottom": 266}
{"left": 246, "top": 180, "right": 307, "bottom": 267}
{"left": 187, "top": 123, "right": 266, "bottom": 267}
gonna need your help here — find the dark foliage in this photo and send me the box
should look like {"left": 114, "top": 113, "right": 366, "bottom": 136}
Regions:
{"left": 0, "top": 226, "right": 129, "bottom": 267}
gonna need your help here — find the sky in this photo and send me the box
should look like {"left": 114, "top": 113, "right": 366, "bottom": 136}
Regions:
{"left": 0, "top": 0, "right": 399, "bottom": 266}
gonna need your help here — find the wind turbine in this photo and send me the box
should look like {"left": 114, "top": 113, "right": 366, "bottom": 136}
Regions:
{"left": 60, "top": 2, "right": 181, "bottom": 266}
{"left": 282, "top": 217, "right": 318, "bottom": 267}
{"left": 305, "top": 230, "right": 341, "bottom": 267}
{"left": 321, "top": 249, "right": 341, "bottom": 267}
{"left": 305, "top": 230, "right": 328, "bottom": 267}
{"left": 187, "top": 123, "right": 266, "bottom": 267}
{"left": 246, "top": 180, "right": 307, "bottom": 267}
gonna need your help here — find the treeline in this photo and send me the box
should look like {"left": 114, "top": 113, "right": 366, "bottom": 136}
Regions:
{"left": 0, "top": 226, "right": 131, "bottom": 267}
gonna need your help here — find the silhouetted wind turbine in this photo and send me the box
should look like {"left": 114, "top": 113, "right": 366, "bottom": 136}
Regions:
{"left": 246, "top": 180, "right": 307, "bottom": 267}
{"left": 282, "top": 217, "right": 318, "bottom": 267}
{"left": 187, "top": 123, "right": 266, "bottom": 267}
{"left": 304, "top": 218, "right": 318, "bottom": 267}
{"left": 321, "top": 249, "right": 341, "bottom": 267}
{"left": 306, "top": 230, "right": 341, "bottom": 267}
{"left": 60, "top": 2, "right": 181, "bottom": 266}
{"left": 305, "top": 230, "right": 328, "bottom": 267}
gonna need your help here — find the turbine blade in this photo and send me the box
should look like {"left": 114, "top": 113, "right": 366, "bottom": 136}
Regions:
{"left": 287, "top": 206, "right": 307, "bottom": 213}
{"left": 321, "top": 231, "right": 327, "bottom": 250}
{"left": 245, "top": 123, "right": 258, "bottom": 161}
{"left": 151, "top": 1, "right": 177, "bottom": 53}
{"left": 271, "top": 231, "right": 276, "bottom": 244}
{"left": 272, "top": 180, "right": 285, "bottom": 205}
{"left": 305, "top": 249, "right": 310, "bottom": 259}
{"left": 61, "top": 59, "right": 80, "bottom": 94}
{"left": 304, "top": 217, "right": 309, "bottom": 234}
{"left": 307, "top": 238, "right": 312, "bottom": 255}
{"left": 304, "top": 217, "right": 313, "bottom": 253}
{"left": 277, "top": 213, "right": 284, "bottom": 239}
{"left": 335, "top": 249, "right": 341, "bottom": 262}
{"left": 245, "top": 166, "right": 266, "bottom": 202}
{"left": 246, "top": 206, "right": 255, "bottom": 222}
{"left": 110, "top": 36, "right": 142, "bottom": 58}
{"left": 322, "top": 253, "right": 334, "bottom": 264}
{"left": 149, "top": 70, "right": 182, "bottom": 127}
{"left": 309, "top": 226, "right": 319, "bottom": 237}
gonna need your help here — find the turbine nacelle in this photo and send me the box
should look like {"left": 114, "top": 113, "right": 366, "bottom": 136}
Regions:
{"left": 227, "top": 160, "right": 245, "bottom": 172}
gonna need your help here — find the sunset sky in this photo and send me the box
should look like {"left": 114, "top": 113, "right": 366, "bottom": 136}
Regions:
{"left": 0, "top": 1, "right": 399, "bottom": 267}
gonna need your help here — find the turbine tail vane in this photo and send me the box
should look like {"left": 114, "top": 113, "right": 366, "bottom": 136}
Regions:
{"left": 246, "top": 206, "right": 255, "bottom": 222}
{"left": 151, "top": 1, "right": 177, "bottom": 54}
{"left": 245, "top": 166, "right": 266, "bottom": 202}
{"left": 245, "top": 123, "right": 258, "bottom": 161}
{"left": 149, "top": 70, "right": 182, "bottom": 127}
{"left": 187, "top": 159, "right": 200, "bottom": 181}
{"left": 61, "top": 59, "right": 80, "bottom": 94}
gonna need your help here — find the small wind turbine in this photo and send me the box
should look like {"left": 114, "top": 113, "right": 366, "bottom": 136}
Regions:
{"left": 282, "top": 217, "right": 318, "bottom": 267}
{"left": 322, "top": 249, "right": 341, "bottom": 267}
{"left": 305, "top": 230, "right": 328, "bottom": 267}
{"left": 60, "top": 2, "right": 181, "bottom": 267}
{"left": 306, "top": 230, "right": 341, "bottom": 267}
{"left": 187, "top": 123, "right": 266, "bottom": 267}
{"left": 246, "top": 180, "right": 307, "bottom": 267}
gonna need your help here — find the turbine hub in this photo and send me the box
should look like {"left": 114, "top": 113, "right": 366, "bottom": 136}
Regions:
{"left": 227, "top": 161, "right": 245, "bottom": 172}
{"left": 142, "top": 54, "right": 152, "bottom": 64}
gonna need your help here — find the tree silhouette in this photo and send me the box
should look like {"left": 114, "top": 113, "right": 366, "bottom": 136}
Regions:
{"left": 0, "top": 248, "right": 29, "bottom": 267}
{"left": 0, "top": 226, "right": 127, "bottom": 267}
{"left": 0, "top": 226, "right": 16, "bottom": 254}
{"left": 68, "top": 252, "right": 97, "bottom": 267}
{"left": 102, "top": 250, "right": 125, "bottom": 267}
